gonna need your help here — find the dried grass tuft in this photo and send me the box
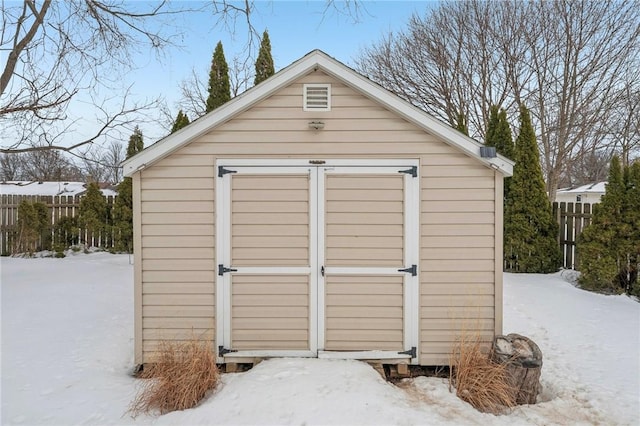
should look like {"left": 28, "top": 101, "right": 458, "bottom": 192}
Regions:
{"left": 449, "top": 330, "right": 516, "bottom": 414}
{"left": 129, "top": 338, "right": 220, "bottom": 416}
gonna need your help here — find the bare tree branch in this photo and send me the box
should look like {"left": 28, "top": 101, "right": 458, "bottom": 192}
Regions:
{"left": 357, "top": 0, "right": 639, "bottom": 200}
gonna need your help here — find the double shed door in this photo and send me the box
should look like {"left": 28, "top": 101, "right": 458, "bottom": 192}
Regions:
{"left": 216, "top": 160, "right": 419, "bottom": 361}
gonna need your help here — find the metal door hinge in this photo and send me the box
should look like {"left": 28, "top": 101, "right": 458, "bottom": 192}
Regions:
{"left": 218, "top": 264, "right": 237, "bottom": 276}
{"left": 218, "top": 346, "right": 237, "bottom": 357}
{"left": 398, "top": 264, "right": 417, "bottom": 276}
{"left": 398, "top": 166, "right": 417, "bottom": 178}
{"left": 218, "top": 166, "right": 237, "bottom": 177}
{"left": 398, "top": 346, "right": 416, "bottom": 358}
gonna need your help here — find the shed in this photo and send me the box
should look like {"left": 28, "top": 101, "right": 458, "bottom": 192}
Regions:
{"left": 122, "top": 50, "right": 513, "bottom": 367}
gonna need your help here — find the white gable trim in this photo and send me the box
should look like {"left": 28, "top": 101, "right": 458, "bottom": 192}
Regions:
{"left": 123, "top": 50, "right": 513, "bottom": 177}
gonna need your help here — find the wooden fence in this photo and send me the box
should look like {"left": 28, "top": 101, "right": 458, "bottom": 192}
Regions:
{"left": 0, "top": 194, "right": 116, "bottom": 255}
{"left": 552, "top": 202, "right": 594, "bottom": 270}
{"left": 1, "top": 195, "right": 595, "bottom": 270}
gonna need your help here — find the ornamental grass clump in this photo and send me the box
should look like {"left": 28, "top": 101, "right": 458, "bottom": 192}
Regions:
{"left": 449, "top": 331, "right": 516, "bottom": 414}
{"left": 130, "top": 338, "right": 219, "bottom": 416}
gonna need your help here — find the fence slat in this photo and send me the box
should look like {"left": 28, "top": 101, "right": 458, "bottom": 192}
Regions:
{"left": 553, "top": 201, "right": 594, "bottom": 270}
{"left": 0, "top": 193, "right": 118, "bottom": 254}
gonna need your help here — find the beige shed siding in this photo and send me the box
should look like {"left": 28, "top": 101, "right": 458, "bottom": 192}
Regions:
{"left": 231, "top": 275, "right": 310, "bottom": 350}
{"left": 228, "top": 173, "right": 311, "bottom": 350}
{"left": 325, "top": 174, "right": 404, "bottom": 267}
{"left": 136, "top": 69, "right": 499, "bottom": 365}
{"left": 231, "top": 174, "right": 309, "bottom": 266}
{"left": 420, "top": 164, "right": 496, "bottom": 365}
{"left": 138, "top": 161, "right": 215, "bottom": 363}
{"left": 325, "top": 275, "right": 404, "bottom": 351}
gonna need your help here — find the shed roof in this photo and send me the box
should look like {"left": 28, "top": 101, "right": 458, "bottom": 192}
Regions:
{"left": 123, "top": 50, "right": 513, "bottom": 177}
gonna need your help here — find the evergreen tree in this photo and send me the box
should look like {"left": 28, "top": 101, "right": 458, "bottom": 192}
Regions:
{"left": 78, "top": 182, "right": 109, "bottom": 248}
{"left": 578, "top": 157, "right": 640, "bottom": 294}
{"left": 206, "top": 41, "right": 231, "bottom": 113}
{"left": 626, "top": 162, "right": 640, "bottom": 295}
{"left": 254, "top": 30, "right": 275, "bottom": 85}
{"left": 485, "top": 105, "right": 515, "bottom": 199}
{"left": 485, "top": 105, "right": 499, "bottom": 146}
{"left": 495, "top": 109, "right": 515, "bottom": 161}
{"left": 112, "top": 127, "right": 144, "bottom": 252}
{"left": 14, "top": 201, "right": 49, "bottom": 254}
{"left": 126, "top": 126, "right": 144, "bottom": 158}
{"left": 455, "top": 111, "right": 468, "bottom": 136}
{"left": 504, "top": 104, "right": 561, "bottom": 273}
{"left": 171, "top": 110, "right": 190, "bottom": 133}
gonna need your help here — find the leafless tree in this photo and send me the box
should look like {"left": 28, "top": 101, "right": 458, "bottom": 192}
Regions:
{"left": 1, "top": 0, "right": 183, "bottom": 154}
{"left": 78, "top": 140, "right": 124, "bottom": 184}
{"left": 7, "top": 149, "right": 83, "bottom": 181}
{"left": 1, "top": 0, "right": 363, "bottom": 158}
{"left": 0, "top": 153, "right": 23, "bottom": 180}
{"left": 356, "top": 0, "right": 639, "bottom": 200}
{"left": 605, "top": 78, "right": 640, "bottom": 167}
{"left": 174, "top": 53, "right": 254, "bottom": 123}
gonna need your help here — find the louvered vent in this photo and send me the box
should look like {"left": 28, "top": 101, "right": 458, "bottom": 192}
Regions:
{"left": 303, "top": 84, "right": 331, "bottom": 111}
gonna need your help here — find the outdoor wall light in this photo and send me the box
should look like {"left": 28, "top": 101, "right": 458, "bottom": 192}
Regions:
{"left": 308, "top": 121, "right": 325, "bottom": 130}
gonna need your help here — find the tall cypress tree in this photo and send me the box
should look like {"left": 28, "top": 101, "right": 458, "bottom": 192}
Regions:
{"left": 171, "top": 110, "right": 190, "bottom": 133}
{"left": 455, "top": 111, "right": 468, "bottom": 136}
{"left": 78, "top": 182, "right": 109, "bottom": 249}
{"left": 485, "top": 105, "right": 500, "bottom": 146}
{"left": 485, "top": 105, "right": 515, "bottom": 199}
{"left": 126, "top": 126, "right": 144, "bottom": 158}
{"left": 112, "top": 127, "right": 144, "bottom": 253}
{"left": 254, "top": 30, "right": 275, "bottom": 85}
{"left": 504, "top": 104, "right": 560, "bottom": 273}
{"left": 578, "top": 157, "right": 640, "bottom": 294}
{"left": 206, "top": 41, "right": 231, "bottom": 113}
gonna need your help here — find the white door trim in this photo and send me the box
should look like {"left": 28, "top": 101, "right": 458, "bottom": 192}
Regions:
{"left": 216, "top": 159, "right": 420, "bottom": 362}
{"left": 216, "top": 164, "right": 316, "bottom": 358}
{"left": 217, "top": 159, "right": 418, "bottom": 168}
{"left": 318, "top": 164, "right": 420, "bottom": 362}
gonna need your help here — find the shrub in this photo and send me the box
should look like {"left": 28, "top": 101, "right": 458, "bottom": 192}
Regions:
{"left": 14, "top": 200, "right": 50, "bottom": 254}
{"left": 449, "top": 331, "right": 516, "bottom": 414}
{"left": 129, "top": 338, "right": 220, "bottom": 416}
{"left": 578, "top": 158, "right": 640, "bottom": 294}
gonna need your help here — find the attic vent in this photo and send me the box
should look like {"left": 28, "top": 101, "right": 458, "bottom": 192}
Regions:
{"left": 303, "top": 84, "right": 331, "bottom": 111}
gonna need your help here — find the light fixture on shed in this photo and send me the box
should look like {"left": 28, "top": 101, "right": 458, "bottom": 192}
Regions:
{"left": 308, "top": 121, "right": 325, "bottom": 130}
{"left": 480, "top": 146, "right": 497, "bottom": 158}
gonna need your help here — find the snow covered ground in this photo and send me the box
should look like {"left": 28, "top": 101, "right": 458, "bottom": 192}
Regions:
{"left": 1, "top": 253, "right": 638, "bottom": 425}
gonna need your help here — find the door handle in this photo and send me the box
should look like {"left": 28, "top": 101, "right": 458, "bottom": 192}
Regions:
{"left": 320, "top": 266, "right": 325, "bottom": 277}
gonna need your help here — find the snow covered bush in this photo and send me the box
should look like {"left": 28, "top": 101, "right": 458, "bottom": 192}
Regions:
{"left": 130, "top": 338, "right": 220, "bottom": 416}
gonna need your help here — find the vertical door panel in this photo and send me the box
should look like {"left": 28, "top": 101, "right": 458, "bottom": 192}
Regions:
{"left": 325, "top": 274, "right": 404, "bottom": 350}
{"left": 231, "top": 274, "right": 310, "bottom": 350}
{"left": 322, "top": 172, "right": 408, "bottom": 352}
{"left": 219, "top": 169, "right": 314, "bottom": 354}
{"left": 231, "top": 175, "right": 309, "bottom": 266}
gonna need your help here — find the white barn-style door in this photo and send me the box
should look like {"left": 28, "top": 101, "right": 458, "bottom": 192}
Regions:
{"left": 216, "top": 160, "right": 419, "bottom": 362}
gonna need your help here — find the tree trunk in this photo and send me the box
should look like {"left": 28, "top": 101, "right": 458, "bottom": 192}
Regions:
{"left": 491, "top": 334, "right": 543, "bottom": 405}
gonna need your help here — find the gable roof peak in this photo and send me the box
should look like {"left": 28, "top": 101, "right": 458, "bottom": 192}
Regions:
{"left": 122, "top": 50, "right": 513, "bottom": 176}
